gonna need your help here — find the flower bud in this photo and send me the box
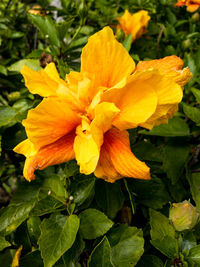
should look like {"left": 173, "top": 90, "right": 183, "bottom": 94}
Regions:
{"left": 8, "top": 91, "right": 20, "bottom": 102}
{"left": 192, "top": 12, "right": 199, "bottom": 22}
{"left": 182, "top": 39, "right": 191, "bottom": 50}
{"left": 169, "top": 201, "right": 199, "bottom": 231}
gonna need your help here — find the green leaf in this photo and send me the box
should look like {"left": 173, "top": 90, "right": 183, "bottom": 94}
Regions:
{"left": 30, "top": 195, "right": 64, "bottom": 217}
{"left": 123, "top": 34, "right": 132, "bottom": 52}
{"left": 89, "top": 236, "right": 113, "bottom": 267}
{"left": 0, "top": 181, "right": 40, "bottom": 235}
{"left": 163, "top": 139, "right": 190, "bottom": 184}
{"left": 70, "top": 175, "right": 95, "bottom": 206}
{"left": 139, "top": 117, "right": 190, "bottom": 137}
{"left": 150, "top": 209, "right": 178, "bottom": 258}
{"left": 133, "top": 140, "right": 163, "bottom": 162}
{"left": 151, "top": 236, "right": 178, "bottom": 258}
{"left": 0, "top": 65, "right": 7, "bottom": 75}
{"left": 27, "top": 217, "right": 41, "bottom": 244}
{"left": 150, "top": 209, "right": 175, "bottom": 240}
{"left": 8, "top": 59, "right": 41, "bottom": 72}
{"left": 108, "top": 224, "right": 144, "bottom": 267}
{"left": 38, "top": 214, "right": 80, "bottom": 267}
{"left": 0, "top": 106, "right": 16, "bottom": 127}
{"left": 95, "top": 180, "right": 124, "bottom": 219}
{"left": 128, "top": 177, "right": 170, "bottom": 209}
{"left": 137, "top": 255, "right": 164, "bottom": 267}
{"left": 62, "top": 234, "right": 85, "bottom": 266}
{"left": 29, "top": 14, "right": 60, "bottom": 48}
{"left": 181, "top": 232, "right": 197, "bottom": 251}
{"left": 0, "top": 136, "right": 2, "bottom": 157}
{"left": 42, "top": 174, "right": 67, "bottom": 203}
{"left": 191, "top": 88, "right": 200, "bottom": 104}
{"left": 0, "top": 236, "right": 10, "bottom": 251}
{"left": 186, "top": 245, "right": 200, "bottom": 265}
{"left": 183, "top": 103, "right": 200, "bottom": 125}
{"left": 79, "top": 209, "right": 113, "bottom": 240}
{"left": 0, "top": 202, "right": 35, "bottom": 235}
{"left": 187, "top": 173, "right": 200, "bottom": 212}
{"left": 185, "top": 53, "right": 196, "bottom": 77}
{"left": 19, "top": 250, "right": 43, "bottom": 267}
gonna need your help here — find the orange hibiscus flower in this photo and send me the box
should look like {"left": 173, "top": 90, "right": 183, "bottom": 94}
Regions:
{"left": 14, "top": 27, "right": 192, "bottom": 183}
{"left": 117, "top": 10, "right": 150, "bottom": 42}
{"left": 175, "top": 0, "right": 200, "bottom": 12}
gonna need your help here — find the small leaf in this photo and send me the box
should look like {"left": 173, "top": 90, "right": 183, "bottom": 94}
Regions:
{"left": 133, "top": 140, "right": 163, "bottom": 162}
{"left": 95, "top": 180, "right": 124, "bottom": 219}
{"left": 191, "top": 88, "right": 200, "bottom": 104}
{"left": 0, "top": 181, "right": 40, "bottom": 235}
{"left": 27, "top": 217, "right": 41, "bottom": 244}
{"left": 29, "top": 14, "right": 60, "bottom": 48}
{"left": 150, "top": 209, "right": 175, "bottom": 240}
{"left": 0, "top": 236, "right": 10, "bottom": 251}
{"left": 0, "top": 65, "right": 7, "bottom": 75}
{"left": 183, "top": 103, "right": 200, "bottom": 125}
{"left": 42, "top": 174, "right": 67, "bottom": 203}
{"left": 89, "top": 236, "right": 113, "bottom": 267}
{"left": 8, "top": 59, "right": 41, "bottom": 72}
{"left": 62, "top": 234, "right": 85, "bottom": 266}
{"left": 140, "top": 117, "right": 190, "bottom": 137}
{"left": 187, "top": 173, "right": 200, "bottom": 212}
{"left": 123, "top": 34, "right": 132, "bottom": 52}
{"left": 0, "top": 106, "right": 16, "bottom": 127}
{"left": 70, "top": 175, "right": 95, "bottom": 206}
{"left": 186, "top": 245, "right": 200, "bottom": 265}
{"left": 38, "top": 214, "right": 80, "bottom": 267}
{"left": 128, "top": 177, "right": 170, "bottom": 209}
{"left": 163, "top": 139, "right": 190, "bottom": 184}
{"left": 30, "top": 195, "right": 64, "bottom": 217}
{"left": 79, "top": 209, "right": 113, "bottom": 240}
{"left": 151, "top": 236, "right": 178, "bottom": 258}
{"left": 150, "top": 209, "right": 178, "bottom": 258}
{"left": 181, "top": 232, "right": 197, "bottom": 251}
{"left": 183, "top": 104, "right": 200, "bottom": 126}
{"left": 108, "top": 224, "right": 144, "bottom": 267}
{"left": 0, "top": 203, "right": 36, "bottom": 236}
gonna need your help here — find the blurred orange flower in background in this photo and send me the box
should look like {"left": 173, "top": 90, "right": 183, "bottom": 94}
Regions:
{"left": 175, "top": 0, "right": 200, "bottom": 12}
{"left": 28, "top": 5, "right": 45, "bottom": 16}
{"left": 14, "top": 27, "right": 192, "bottom": 183}
{"left": 117, "top": 10, "right": 150, "bottom": 42}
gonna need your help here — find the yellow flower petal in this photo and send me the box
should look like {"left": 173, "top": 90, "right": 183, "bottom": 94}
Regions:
{"left": 23, "top": 97, "right": 80, "bottom": 149}
{"left": 13, "top": 139, "right": 37, "bottom": 157}
{"left": 100, "top": 128, "right": 151, "bottom": 180}
{"left": 81, "top": 27, "right": 135, "bottom": 97}
{"left": 74, "top": 125, "right": 99, "bottom": 175}
{"left": 90, "top": 102, "right": 120, "bottom": 148}
{"left": 136, "top": 56, "right": 192, "bottom": 86}
{"left": 141, "top": 104, "right": 178, "bottom": 129}
{"left": 23, "top": 131, "right": 75, "bottom": 181}
{"left": 21, "top": 62, "right": 66, "bottom": 97}
{"left": 11, "top": 245, "right": 23, "bottom": 267}
{"left": 110, "top": 71, "right": 159, "bottom": 130}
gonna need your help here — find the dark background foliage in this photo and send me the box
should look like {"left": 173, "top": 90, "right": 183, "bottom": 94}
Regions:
{"left": 1, "top": 0, "right": 200, "bottom": 266}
